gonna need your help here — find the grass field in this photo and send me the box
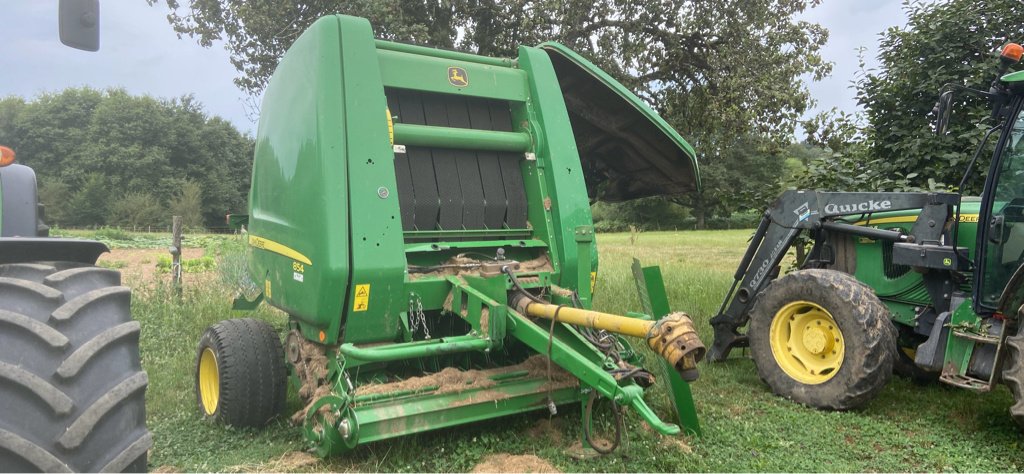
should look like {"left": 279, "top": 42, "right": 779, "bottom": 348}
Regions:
{"left": 113, "top": 229, "right": 1024, "bottom": 472}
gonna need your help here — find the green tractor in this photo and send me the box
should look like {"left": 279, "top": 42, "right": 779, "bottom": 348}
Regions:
{"left": 194, "top": 15, "right": 706, "bottom": 456}
{"left": 0, "top": 2, "right": 150, "bottom": 471}
{"left": 708, "top": 42, "right": 1024, "bottom": 424}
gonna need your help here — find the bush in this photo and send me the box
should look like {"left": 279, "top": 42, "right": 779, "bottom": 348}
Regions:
{"left": 155, "top": 255, "right": 217, "bottom": 273}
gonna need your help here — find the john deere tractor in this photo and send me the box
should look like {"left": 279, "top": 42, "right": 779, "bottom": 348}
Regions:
{"left": 708, "top": 42, "right": 1024, "bottom": 425}
{"left": 0, "top": 2, "right": 150, "bottom": 471}
{"left": 193, "top": 15, "right": 705, "bottom": 456}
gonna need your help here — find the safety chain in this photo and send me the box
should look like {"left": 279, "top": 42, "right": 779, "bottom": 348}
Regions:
{"left": 408, "top": 293, "right": 431, "bottom": 340}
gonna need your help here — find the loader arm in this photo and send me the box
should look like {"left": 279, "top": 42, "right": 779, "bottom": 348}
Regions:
{"left": 707, "top": 190, "right": 960, "bottom": 362}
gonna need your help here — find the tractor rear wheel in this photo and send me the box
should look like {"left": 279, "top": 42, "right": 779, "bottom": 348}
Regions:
{"left": 1002, "top": 326, "right": 1024, "bottom": 428}
{"left": 0, "top": 262, "right": 150, "bottom": 472}
{"left": 195, "top": 318, "right": 287, "bottom": 427}
{"left": 748, "top": 269, "right": 896, "bottom": 410}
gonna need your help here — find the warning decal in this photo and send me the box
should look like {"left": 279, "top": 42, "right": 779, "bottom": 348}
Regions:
{"left": 353, "top": 284, "right": 370, "bottom": 312}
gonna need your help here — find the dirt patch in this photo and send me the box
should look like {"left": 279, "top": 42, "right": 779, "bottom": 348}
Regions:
{"left": 151, "top": 466, "right": 178, "bottom": 473}
{"left": 98, "top": 247, "right": 207, "bottom": 286}
{"left": 472, "top": 453, "right": 560, "bottom": 473}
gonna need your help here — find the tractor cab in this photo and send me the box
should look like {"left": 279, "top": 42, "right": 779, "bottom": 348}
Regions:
{"left": 977, "top": 92, "right": 1024, "bottom": 310}
{"left": 928, "top": 43, "right": 1024, "bottom": 316}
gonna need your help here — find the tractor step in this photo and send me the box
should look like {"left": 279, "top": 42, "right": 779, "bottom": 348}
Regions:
{"left": 951, "top": 329, "right": 1000, "bottom": 345}
{"left": 940, "top": 373, "right": 992, "bottom": 392}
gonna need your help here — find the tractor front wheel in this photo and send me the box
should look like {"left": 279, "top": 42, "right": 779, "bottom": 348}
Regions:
{"left": 748, "top": 269, "right": 895, "bottom": 410}
{"left": 195, "top": 318, "right": 287, "bottom": 427}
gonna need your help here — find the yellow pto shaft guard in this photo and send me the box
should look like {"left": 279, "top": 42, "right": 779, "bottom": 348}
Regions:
{"left": 517, "top": 301, "right": 706, "bottom": 381}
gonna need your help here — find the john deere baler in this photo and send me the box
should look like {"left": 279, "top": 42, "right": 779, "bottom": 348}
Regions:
{"left": 196, "top": 14, "right": 703, "bottom": 456}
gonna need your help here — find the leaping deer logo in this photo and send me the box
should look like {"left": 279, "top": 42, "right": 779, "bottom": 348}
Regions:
{"left": 448, "top": 67, "right": 469, "bottom": 87}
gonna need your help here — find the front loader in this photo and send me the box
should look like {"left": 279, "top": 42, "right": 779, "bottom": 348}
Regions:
{"left": 708, "top": 42, "right": 1024, "bottom": 425}
{"left": 195, "top": 15, "right": 706, "bottom": 456}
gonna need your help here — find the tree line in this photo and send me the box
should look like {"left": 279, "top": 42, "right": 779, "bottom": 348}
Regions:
{"left": 7, "top": 0, "right": 1008, "bottom": 233}
{"left": 0, "top": 88, "right": 253, "bottom": 229}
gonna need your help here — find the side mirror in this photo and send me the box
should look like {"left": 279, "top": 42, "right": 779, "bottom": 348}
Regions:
{"left": 59, "top": 0, "right": 100, "bottom": 52}
{"left": 933, "top": 90, "right": 954, "bottom": 135}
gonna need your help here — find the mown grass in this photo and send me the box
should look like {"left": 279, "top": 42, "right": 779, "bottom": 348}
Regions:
{"left": 135, "top": 230, "right": 1024, "bottom": 472}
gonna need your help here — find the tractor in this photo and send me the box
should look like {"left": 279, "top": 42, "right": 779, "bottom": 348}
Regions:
{"left": 193, "top": 15, "right": 706, "bottom": 456}
{"left": 0, "top": 2, "right": 150, "bottom": 471}
{"left": 708, "top": 42, "right": 1024, "bottom": 425}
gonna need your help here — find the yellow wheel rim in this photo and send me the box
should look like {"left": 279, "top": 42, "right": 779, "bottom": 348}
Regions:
{"left": 198, "top": 347, "right": 220, "bottom": 415}
{"left": 769, "top": 300, "right": 844, "bottom": 385}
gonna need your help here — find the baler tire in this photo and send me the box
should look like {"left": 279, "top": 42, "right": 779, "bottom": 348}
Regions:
{"left": 0, "top": 262, "right": 150, "bottom": 473}
{"left": 195, "top": 318, "right": 287, "bottom": 428}
{"left": 748, "top": 269, "right": 895, "bottom": 410}
{"left": 1002, "top": 327, "right": 1024, "bottom": 429}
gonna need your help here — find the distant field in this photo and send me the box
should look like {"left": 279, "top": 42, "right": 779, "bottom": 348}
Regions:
{"left": 110, "top": 229, "right": 1021, "bottom": 472}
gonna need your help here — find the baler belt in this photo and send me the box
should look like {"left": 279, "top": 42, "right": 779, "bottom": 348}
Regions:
{"left": 387, "top": 88, "right": 529, "bottom": 236}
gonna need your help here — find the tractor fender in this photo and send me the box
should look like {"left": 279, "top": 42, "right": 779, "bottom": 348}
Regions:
{"left": 0, "top": 164, "right": 40, "bottom": 238}
{"left": 0, "top": 237, "right": 108, "bottom": 265}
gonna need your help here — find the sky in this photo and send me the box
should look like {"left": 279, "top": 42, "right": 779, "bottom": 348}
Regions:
{"left": 1, "top": 1, "right": 909, "bottom": 138}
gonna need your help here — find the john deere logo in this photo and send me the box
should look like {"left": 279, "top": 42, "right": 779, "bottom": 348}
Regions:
{"left": 448, "top": 67, "right": 468, "bottom": 87}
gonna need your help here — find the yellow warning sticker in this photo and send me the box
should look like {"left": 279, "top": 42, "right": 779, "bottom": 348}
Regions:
{"left": 353, "top": 284, "right": 370, "bottom": 312}
{"left": 590, "top": 271, "right": 597, "bottom": 294}
{"left": 265, "top": 279, "right": 272, "bottom": 299}
{"left": 386, "top": 107, "right": 394, "bottom": 145}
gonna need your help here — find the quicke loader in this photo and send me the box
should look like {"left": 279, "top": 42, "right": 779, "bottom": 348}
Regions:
{"left": 195, "top": 15, "right": 705, "bottom": 456}
{"left": 709, "top": 42, "right": 1024, "bottom": 426}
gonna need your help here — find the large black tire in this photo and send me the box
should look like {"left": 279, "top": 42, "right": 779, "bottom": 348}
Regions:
{"left": 748, "top": 269, "right": 896, "bottom": 410}
{"left": 1002, "top": 326, "right": 1024, "bottom": 429}
{"left": 194, "top": 318, "right": 287, "bottom": 427}
{"left": 0, "top": 262, "right": 150, "bottom": 472}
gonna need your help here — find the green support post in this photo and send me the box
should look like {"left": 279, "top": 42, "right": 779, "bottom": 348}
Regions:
{"left": 632, "top": 258, "right": 702, "bottom": 436}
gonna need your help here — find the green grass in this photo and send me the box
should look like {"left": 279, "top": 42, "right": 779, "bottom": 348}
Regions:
{"left": 51, "top": 227, "right": 236, "bottom": 250}
{"left": 135, "top": 230, "right": 1024, "bottom": 472}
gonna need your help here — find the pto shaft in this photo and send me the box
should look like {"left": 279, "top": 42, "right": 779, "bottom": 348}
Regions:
{"left": 515, "top": 299, "right": 706, "bottom": 381}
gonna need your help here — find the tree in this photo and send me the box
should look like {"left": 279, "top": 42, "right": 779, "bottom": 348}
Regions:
{"left": 669, "top": 136, "right": 788, "bottom": 227}
{"left": 806, "top": 0, "right": 1024, "bottom": 194}
{"left": 36, "top": 178, "right": 72, "bottom": 227}
{"left": 67, "top": 174, "right": 112, "bottom": 226}
{"left": 168, "top": 180, "right": 205, "bottom": 229}
{"left": 109, "top": 192, "right": 166, "bottom": 228}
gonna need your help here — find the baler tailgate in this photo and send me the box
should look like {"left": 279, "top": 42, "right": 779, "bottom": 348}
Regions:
{"left": 541, "top": 43, "right": 701, "bottom": 201}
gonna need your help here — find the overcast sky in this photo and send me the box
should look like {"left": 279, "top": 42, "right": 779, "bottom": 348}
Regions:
{"left": 2, "top": 1, "right": 908, "bottom": 138}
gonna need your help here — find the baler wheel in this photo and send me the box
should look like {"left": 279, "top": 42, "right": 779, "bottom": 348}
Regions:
{"left": 1002, "top": 327, "right": 1024, "bottom": 429}
{"left": 748, "top": 269, "right": 895, "bottom": 410}
{"left": 195, "top": 318, "right": 287, "bottom": 427}
{"left": 0, "top": 262, "right": 150, "bottom": 472}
